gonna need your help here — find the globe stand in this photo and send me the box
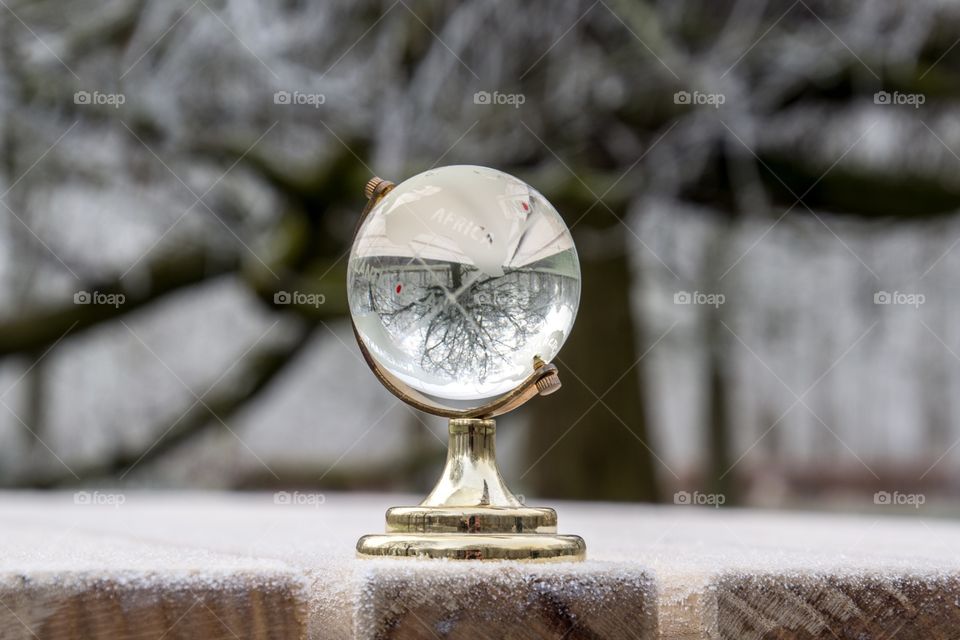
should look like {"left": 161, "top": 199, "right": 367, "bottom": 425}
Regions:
{"left": 356, "top": 418, "right": 586, "bottom": 560}
{"left": 352, "top": 176, "right": 586, "bottom": 561}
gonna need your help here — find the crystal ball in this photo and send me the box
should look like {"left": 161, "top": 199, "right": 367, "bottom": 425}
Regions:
{"left": 348, "top": 165, "right": 580, "bottom": 406}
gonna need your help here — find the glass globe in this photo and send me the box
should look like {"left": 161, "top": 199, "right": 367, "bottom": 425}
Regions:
{"left": 347, "top": 165, "right": 580, "bottom": 406}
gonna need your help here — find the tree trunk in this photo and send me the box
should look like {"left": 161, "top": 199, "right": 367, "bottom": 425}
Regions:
{"left": 524, "top": 223, "right": 658, "bottom": 502}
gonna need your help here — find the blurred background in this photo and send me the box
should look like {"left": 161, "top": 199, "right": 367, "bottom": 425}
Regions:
{"left": 1, "top": 0, "right": 959, "bottom": 515}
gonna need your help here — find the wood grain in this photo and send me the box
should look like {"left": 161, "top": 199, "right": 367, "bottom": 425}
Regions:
{"left": 0, "top": 577, "right": 306, "bottom": 640}
{"left": 715, "top": 573, "right": 960, "bottom": 640}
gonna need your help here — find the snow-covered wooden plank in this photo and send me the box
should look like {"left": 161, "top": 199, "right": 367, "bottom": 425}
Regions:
{"left": 0, "top": 493, "right": 957, "bottom": 639}
{"left": 604, "top": 507, "right": 960, "bottom": 639}
{"left": 714, "top": 573, "right": 960, "bottom": 639}
{"left": 0, "top": 519, "right": 309, "bottom": 639}
{"left": 354, "top": 563, "right": 655, "bottom": 639}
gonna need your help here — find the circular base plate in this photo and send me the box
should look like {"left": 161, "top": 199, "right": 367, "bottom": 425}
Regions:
{"left": 357, "top": 533, "right": 586, "bottom": 561}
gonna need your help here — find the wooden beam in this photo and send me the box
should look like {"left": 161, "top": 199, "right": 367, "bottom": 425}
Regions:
{"left": 1, "top": 493, "right": 957, "bottom": 638}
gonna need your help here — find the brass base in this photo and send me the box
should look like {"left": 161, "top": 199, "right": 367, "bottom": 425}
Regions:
{"left": 386, "top": 505, "right": 557, "bottom": 533}
{"left": 357, "top": 533, "right": 586, "bottom": 561}
{"left": 356, "top": 418, "right": 586, "bottom": 561}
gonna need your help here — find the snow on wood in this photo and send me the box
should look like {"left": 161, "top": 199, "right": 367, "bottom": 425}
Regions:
{"left": 0, "top": 492, "right": 957, "bottom": 638}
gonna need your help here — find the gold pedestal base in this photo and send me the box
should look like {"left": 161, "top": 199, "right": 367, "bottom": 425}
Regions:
{"left": 356, "top": 419, "right": 586, "bottom": 561}
{"left": 357, "top": 533, "right": 586, "bottom": 561}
